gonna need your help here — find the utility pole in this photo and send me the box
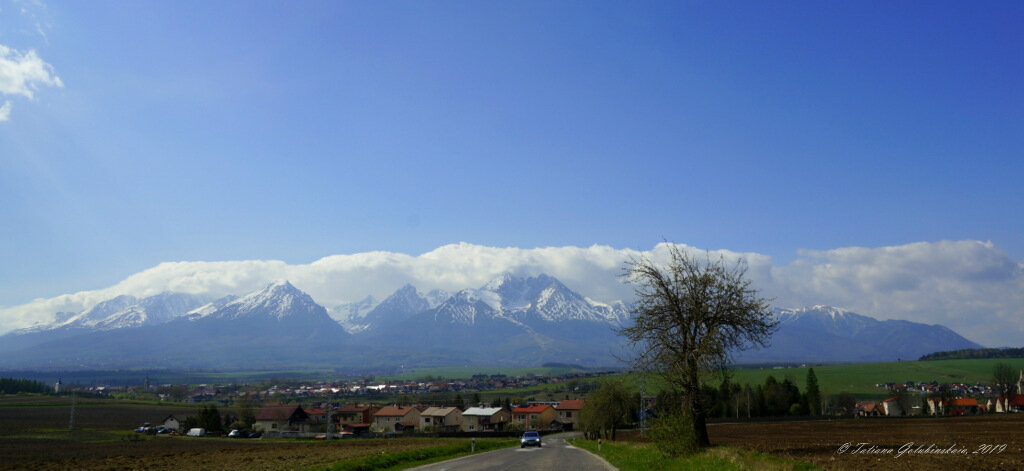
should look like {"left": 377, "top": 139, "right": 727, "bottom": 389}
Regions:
{"left": 69, "top": 392, "right": 77, "bottom": 430}
{"left": 326, "top": 403, "right": 335, "bottom": 441}
{"left": 746, "top": 387, "right": 751, "bottom": 419}
{"left": 639, "top": 372, "right": 646, "bottom": 433}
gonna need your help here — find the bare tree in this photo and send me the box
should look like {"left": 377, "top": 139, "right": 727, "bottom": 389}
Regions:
{"left": 620, "top": 244, "right": 776, "bottom": 447}
{"left": 993, "top": 362, "right": 1017, "bottom": 412}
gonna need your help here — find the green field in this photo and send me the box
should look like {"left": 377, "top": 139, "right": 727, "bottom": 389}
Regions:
{"left": 600, "top": 358, "right": 1024, "bottom": 399}
{"left": 727, "top": 358, "right": 1024, "bottom": 397}
{"left": 382, "top": 364, "right": 605, "bottom": 380}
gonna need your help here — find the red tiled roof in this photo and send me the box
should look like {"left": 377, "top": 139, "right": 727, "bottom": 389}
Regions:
{"left": 255, "top": 403, "right": 306, "bottom": 421}
{"left": 856, "top": 401, "right": 877, "bottom": 412}
{"left": 512, "top": 404, "right": 552, "bottom": 414}
{"left": 375, "top": 406, "right": 416, "bottom": 417}
{"left": 305, "top": 408, "right": 326, "bottom": 415}
{"left": 556, "top": 399, "right": 585, "bottom": 411}
{"left": 339, "top": 404, "right": 373, "bottom": 413}
{"left": 949, "top": 398, "right": 978, "bottom": 407}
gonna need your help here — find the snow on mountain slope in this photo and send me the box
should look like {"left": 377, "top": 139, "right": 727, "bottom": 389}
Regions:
{"left": 185, "top": 295, "right": 239, "bottom": 319}
{"left": 56, "top": 295, "right": 138, "bottom": 329}
{"left": 428, "top": 289, "right": 498, "bottom": 325}
{"left": 19, "top": 293, "right": 209, "bottom": 332}
{"left": 368, "top": 274, "right": 630, "bottom": 329}
{"left": 200, "top": 280, "right": 331, "bottom": 323}
{"left": 329, "top": 295, "right": 380, "bottom": 331}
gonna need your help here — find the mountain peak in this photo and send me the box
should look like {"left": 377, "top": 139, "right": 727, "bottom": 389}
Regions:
{"left": 482, "top": 273, "right": 514, "bottom": 291}
{"left": 266, "top": 279, "right": 298, "bottom": 292}
{"left": 209, "top": 280, "right": 330, "bottom": 323}
{"left": 393, "top": 283, "right": 419, "bottom": 295}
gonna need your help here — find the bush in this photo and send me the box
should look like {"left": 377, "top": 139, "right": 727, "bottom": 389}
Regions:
{"left": 646, "top": 407, "right": 698, "bottom": 457}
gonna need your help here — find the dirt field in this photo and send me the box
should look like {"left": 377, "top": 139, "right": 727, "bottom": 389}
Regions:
{"left": 0, "top": 433, "right": 474, "bottom": 471}
{"left": 708, "top": 414, "right": 1024, "bottom": 470}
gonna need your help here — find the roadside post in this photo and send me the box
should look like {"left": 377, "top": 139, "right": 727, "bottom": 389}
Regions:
{"left": 472, "top": 437, "right": 476, "bottom": 452}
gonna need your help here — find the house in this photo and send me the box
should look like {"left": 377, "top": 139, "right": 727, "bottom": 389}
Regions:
{"left": 461, "top": 407, "right": 510, "bottom": 432}
{"left": 855, "top": 401, "right": 880, "bottom": 417}
{"left": 994, "top": 394, "right": 1024, "bottom": 413}
{"left": 254, "top": 403, "right": 310, "bottom": 433}
{"left": 879, "top": 397, "right": 903, "bottom": 416}
{"left": 162, "top": 415, "right": 181, "bottom": 431}
{"left": 371, "top": 405, "right": 421, "bottom": 433}
{"left": 511, "top": 404, "right": 556, "bottom": 430}
{"left": 947, "top": 398, "right": 981, "bottom": 416}
{"left": 419, "top": 407, "right": 462, "bottom": 432}
{"left": 305, "top": 408, "right": 328, "bottom": 425}
{"left": 554, "top": 399, "right": 585, "bottom": 430}
{"left": 334, "top": 404, "right": 378, "bottom": 427}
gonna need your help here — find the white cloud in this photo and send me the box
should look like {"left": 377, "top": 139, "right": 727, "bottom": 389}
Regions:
{"left": 1, "top": 240, "right": 1022, "bottom": 347}
{"left": 0, "top": 43, "right": 61, "bottom": 120}
{"left": 0, "top": 100, "right": 10, "bottom": 121}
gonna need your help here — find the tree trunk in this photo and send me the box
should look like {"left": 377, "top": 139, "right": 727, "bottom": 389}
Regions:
{"left": 690, "top": 393, "right": 711, "bottom": 447}
{"left": 692, "top": 408, "right": 710, "bottom": 446}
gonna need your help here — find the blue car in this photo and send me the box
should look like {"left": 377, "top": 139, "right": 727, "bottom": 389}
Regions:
{"left": 521, "top": 431, "right": 542, "bottom": 448}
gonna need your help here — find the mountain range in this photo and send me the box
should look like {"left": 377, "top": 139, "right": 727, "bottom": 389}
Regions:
{"left": 0, "top": 275, "right": 983, "bottom": 369}
{"left": 734, "top": 305, "right": 983, "bottom": 363}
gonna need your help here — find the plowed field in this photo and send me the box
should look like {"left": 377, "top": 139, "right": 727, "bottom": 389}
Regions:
{"left": 709, "top": 414, "right": 1024, "bottom": 470}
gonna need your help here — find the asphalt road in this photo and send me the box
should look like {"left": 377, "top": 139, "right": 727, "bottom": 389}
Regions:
{"left": 408, "top": 433, "right": 617, "bottom": 471}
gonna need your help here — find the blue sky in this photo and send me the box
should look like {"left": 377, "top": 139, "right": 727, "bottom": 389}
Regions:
{"left": 2, "top": 0, "right": 1023, "bottom": 333}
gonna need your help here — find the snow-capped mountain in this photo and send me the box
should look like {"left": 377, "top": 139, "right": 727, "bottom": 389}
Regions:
{"left": 0, "top": 292, "right": 208, "bottom": 357}
{"left": 95, "top": 292, "right": 210, "bottom": 329}
{"left": 488, "top": 274, "right": 630, "bottom": 325}
{"left": 53, "top": 295, "right": 139, "bottom": 330}
{"left": 350, "top": 274, "right": 632, "bottom": 365}
{"left": 0, "top": 281, "right": 350, "bottom": 368}
{"left": 348, "top": 285, "right": 450, "bottom": 333}
{"left": 425, "top": 288, "right": 500, "bottom": 325}
{"left": 191, "top": 280, "right": 329, "bottom": 324}
{"left": 329, "top": 295, "right": 379, "bottom": 330}
{"left": 1, "top": 273, "right": 985, "bottom": 369}
{"left": 733, "top": 305, "right": 983, "bottom": 363}
{"left": 367, "top": 274, "right": 629, "bottom": 329}
{"left": 20, "top": 292, "right": 208, "bottom": 332}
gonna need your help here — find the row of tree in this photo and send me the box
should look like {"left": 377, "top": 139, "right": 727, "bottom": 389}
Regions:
{"left": 920, "top": 348, "right": 1024, "bottom": 361}
{"left": 0, "top": 377, "right": 52, "bottom": 394}
{"left": 578, "top": 368, "right": 828, "bottom": 441}
{"left": 701, "top": 369, "right": 822, "bottom": 418}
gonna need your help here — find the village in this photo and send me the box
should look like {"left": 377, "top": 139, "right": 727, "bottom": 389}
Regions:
{"left": 89, "top": 367, "right": 1024, "bottom": 440}
{"left": 858, "top": 371, "right": 1024, "bottom": 417}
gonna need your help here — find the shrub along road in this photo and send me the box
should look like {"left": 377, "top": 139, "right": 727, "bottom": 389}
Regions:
{"left": 408, "top": 432, "right": 616, "bottom": 471}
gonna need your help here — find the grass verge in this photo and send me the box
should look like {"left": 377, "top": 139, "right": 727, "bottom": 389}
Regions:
{"left": 316, "top": 438, "right": 516, "bottom": 471}
{"left": 570, "top": 437, "right": 819, "bottom": 471}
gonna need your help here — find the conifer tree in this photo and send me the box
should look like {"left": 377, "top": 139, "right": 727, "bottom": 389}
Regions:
{"left": 805, "top": 368, "right": 821, "bottom": 416}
